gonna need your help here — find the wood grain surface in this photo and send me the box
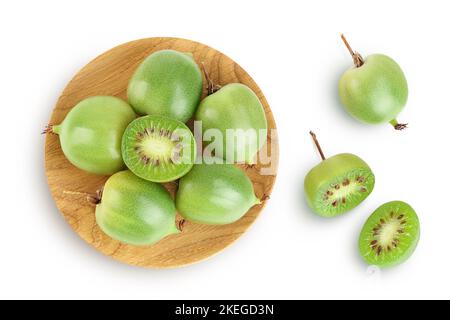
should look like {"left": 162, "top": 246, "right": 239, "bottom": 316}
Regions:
{"left": 45, "top": 37, "right": 279, "bottom": 268}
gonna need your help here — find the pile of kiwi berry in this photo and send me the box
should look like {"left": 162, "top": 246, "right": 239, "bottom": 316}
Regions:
{"left": 45, "top": 49, "right": 268, "bottom": 246}
{"left": 304, "top": 35, "right": 420, "bottom": 269}
{"left": 47, "top": 35, "right": 420, "bottom": 270}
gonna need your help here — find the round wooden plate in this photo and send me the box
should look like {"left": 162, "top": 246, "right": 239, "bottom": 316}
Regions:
{"left": 45, "top": 37, "right": 279, "bottom": 268}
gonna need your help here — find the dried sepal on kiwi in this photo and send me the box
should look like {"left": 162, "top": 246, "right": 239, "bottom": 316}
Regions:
{"left": 359, "top": 201, "right": 420, "bottom": 268}
{"left": 121, "top": 115, "right": 196, "bottom": 183}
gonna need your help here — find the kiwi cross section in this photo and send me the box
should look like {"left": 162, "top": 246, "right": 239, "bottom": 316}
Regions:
{"left": 45, "top": 37, "right": 279, "bottom": 268}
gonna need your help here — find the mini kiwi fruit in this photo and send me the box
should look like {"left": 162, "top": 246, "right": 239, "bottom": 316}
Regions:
{"left": 195, "top": 67, "right": 268, "bottom": 164}
{"left": 304, "top": 131, "right": 375, "bottom": 217}
{"left": 338, "top": 34, "right": 408, "bottom": 130}
{"left": 44, "top": 96, "right": 136, "bottom": 175}
{"left": 127, "top": 49, "right": 203, "bottom": 123}
{"left": 359, "top": 201, "right": 420, "bottom": 268}
{"left": 121, "top": 115, "right": 196, "bottom": 183}
{"left": 95, "top": 170, "right": 180, "bottom": 246}
{"left": 175, "top": 157, "right": 261, "bottom": 225}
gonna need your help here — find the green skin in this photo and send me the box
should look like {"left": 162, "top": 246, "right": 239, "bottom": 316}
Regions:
{"left": 127, "top": 50, "right": 203, "bottom": 123}
{"left": 176, "top": 158, "right": 261, "bottom": 225}
{"left": 359, "top": 201, "right": 420, "bottom": 268}
{"left": 53, "top": 96, "right": 136, "bottom": 175}
{"left": 195, "top": 83, "right": 268, "bottom": 164}
{"left": 121, "top": 115, "right": 196, "bottom": 183}
{"left": 338, "top": 54, "right": 408, "bottom": 127}
{"left": 304, "top": 153, "right": 375, "bottom": 217}
{"left": 96, "top": 170, "right": 179, "bottom": 246}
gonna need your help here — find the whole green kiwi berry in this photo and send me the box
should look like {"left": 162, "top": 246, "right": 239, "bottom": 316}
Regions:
{"left": 127, "top": 50, "right": 203, "bottom": 123}
{"left": 195, "top": 80, "right": 268, "bottom": 164}
{"left": 47, "top": 96, "right": 136, "bottom": 175}
{"left": 304, "top": 132, "right": 375, "bottom": 217}
{"left": 95, "top": 170, "right": 179, "bottom": 246}
{"left": 338, "top": 35, "right": 408, "bottom": 130}
{"left": 175, "top": 157, "right": 261, "bottom": 225}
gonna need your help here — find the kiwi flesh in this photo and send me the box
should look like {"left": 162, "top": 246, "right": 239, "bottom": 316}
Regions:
{"left": 121, "top": 115, "right": 196, "bottom": 183}
{"left": 305, "top": 152, "right": 375, "bottom": 217}
{"left": 359, "top": 201, "right": 420, "bottom": 268}
{"left": 305, "top": 132, "right": 375, "bottom": 217}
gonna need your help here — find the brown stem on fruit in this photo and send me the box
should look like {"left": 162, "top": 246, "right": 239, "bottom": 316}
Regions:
{"left": 390, "top": 119, "right": 408, "bottom": 131}
{"left": 340, "top": 34, "right": 364, "bottom": 67}
{"left": 309, "top": 131, "right": 326, "bottom": 161}
{"left": 201, "top": 62, "right": 222, "bottom": 95}
{"left": 394, "top": 123, "right": 408, "bottom": 130}
{"left": 41, "top": 125, "right": 54, "bottom": 134}
{"left": 63, "top": 189, "right": 102, "bottom": 205}
{"left": 176, "top": 219, "right": 186, "bottom": 232}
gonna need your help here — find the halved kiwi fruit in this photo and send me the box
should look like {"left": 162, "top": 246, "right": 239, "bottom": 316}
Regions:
{"left": 121, "top": 115, "right": 196, "bottom": 182}
{"left": 359, "top": 201, "right": 420, "bottom": 268}
{"left": 304, "top": 132, "right": 375, "bottom": 217}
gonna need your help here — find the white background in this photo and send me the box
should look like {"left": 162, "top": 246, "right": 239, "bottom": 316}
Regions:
{"left": 0, "top": 0, "right": 448, "bottom": 300}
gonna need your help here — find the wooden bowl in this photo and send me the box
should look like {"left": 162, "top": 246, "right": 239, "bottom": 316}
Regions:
{"left": 45, "top": 37, "right": 279, "bottom": 268}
